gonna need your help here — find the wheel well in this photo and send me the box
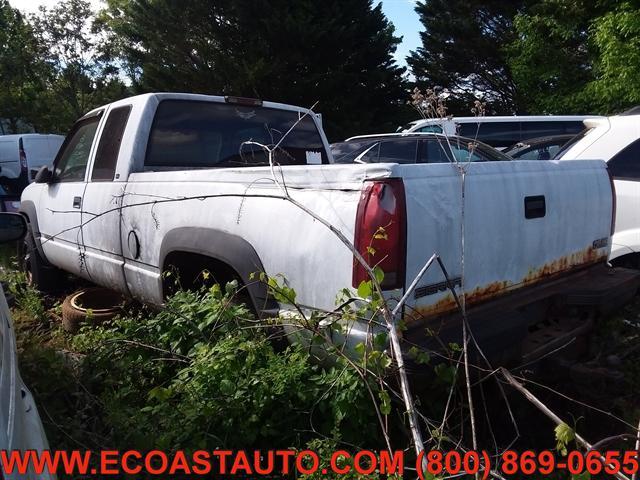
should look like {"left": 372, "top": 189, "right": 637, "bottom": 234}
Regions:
{"left": 610, "top": 252, "right": 640, "bottom": 269}
{"left": 162, "top": 251, "right": 254, "bottom": 308}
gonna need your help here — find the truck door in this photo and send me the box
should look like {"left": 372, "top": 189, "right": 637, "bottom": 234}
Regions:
{"left": 35, "top": 112, "right": 102, "bottom": 276}
{"left": 79, "top": 105, "right": 132, "bottom": 292}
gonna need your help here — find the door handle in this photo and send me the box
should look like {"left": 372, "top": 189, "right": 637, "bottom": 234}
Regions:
{"left": 524, "top": 195, "right": 545, "bottom": 219}
{"left": 73, "top": 196, "right": 82, "bottom": 209}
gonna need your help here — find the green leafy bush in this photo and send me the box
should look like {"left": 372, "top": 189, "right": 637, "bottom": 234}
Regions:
{"left": 71, "top": 284, "right": 382, "bottom": 451}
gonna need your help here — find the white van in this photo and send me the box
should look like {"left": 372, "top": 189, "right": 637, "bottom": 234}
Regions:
{"left": 0, "top": 134, "right": 64, "bottom": 194}
{"left": 398, "top": 115, "right": 602, "bottom": 149}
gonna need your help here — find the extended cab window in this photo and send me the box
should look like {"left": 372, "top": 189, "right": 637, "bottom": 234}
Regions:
{"left": 92, "top": 105, "right": 131, "bottom": 181}
{"left": 145, "top": 100, "right": 328, "bottom": 169}
{"left": 608, "top": 138, "right": 640, "bottom": 179}
{"left": 54, "top": 115, "right": 101, "bottom": 182}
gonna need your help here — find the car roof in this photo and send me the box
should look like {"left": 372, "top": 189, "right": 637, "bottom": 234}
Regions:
{"left": 407, "top": 115, "right": 602, "bottom": 126}
{"left": 344, "top": 132, "right": 488, "bottom": 145}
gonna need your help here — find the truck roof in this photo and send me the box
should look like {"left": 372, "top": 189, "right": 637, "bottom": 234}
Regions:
{"left": 82, "top": 92, "right": 318, "bottom": 118}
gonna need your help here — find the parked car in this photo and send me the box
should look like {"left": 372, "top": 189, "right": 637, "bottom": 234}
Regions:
{"left": 331, "top": 133, "right": 511, "bottom": 164}
{"left": 18, "top": 93, "right": 638, "bottom": 364}
{"left": 398, "top": 115, "right": 601, "bottom": 149}
{"left": 504, "top": 134, "right": 575, "bottom": 160}
{"left": 0, "top": 186, "right": 21, "bottom": 213}
{"left": 0, "top": 213, "right": 53, "bottom": 480}
{"left": 0, "top": 134, "right": 64, "bottom": 195}
{"left": 555, "top": 110, "right": 640, "bottom": 265}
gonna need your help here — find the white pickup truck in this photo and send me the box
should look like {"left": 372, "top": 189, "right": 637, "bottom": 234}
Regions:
{"left": 19, "top": 93, "right": 639, "bottom": 362}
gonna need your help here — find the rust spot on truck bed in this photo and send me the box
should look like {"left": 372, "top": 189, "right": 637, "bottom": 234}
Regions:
{"left": 404, "top": 246, "right": 607, "bottom": 325}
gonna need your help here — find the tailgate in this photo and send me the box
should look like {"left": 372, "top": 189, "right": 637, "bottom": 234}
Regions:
{"left": 393, "top": 160, "right": 613, "bottom": 322}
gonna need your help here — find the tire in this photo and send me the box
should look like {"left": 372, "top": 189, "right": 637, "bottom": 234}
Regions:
{"left": 61, "top": 288, "right": 124, "bottom": 332}
{"left": 20, "top": 230, "right": 66, "bottom": 293}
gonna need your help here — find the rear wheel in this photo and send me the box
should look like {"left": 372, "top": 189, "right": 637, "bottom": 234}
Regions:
{"left": 20, "top": 230, "right": 66, "bottom": 293}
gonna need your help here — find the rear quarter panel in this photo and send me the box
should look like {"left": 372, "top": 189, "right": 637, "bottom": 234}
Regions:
{"left": 120, "top": 165, "right": 391, "bottom": 309}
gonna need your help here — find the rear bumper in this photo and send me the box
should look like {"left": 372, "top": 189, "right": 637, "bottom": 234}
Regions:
{"left": 403, "top": 263, "right": 640, "bottom": 366}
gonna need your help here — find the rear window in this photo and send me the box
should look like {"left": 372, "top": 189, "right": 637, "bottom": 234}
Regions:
{"left": 145, "top": 100, "right": 327, "bottom": 169}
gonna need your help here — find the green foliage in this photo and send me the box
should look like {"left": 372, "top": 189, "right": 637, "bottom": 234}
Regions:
{"left": 0, "top": 0, "right": 43, "bottom": 133}
{"left": 586, "top": 3, "right": 640, "bottom": 111}
{"left": 101, "top": 0, "right": 408, "bottom": 140}
{"left": 28, "top": 0, "right": 129, "bottom": 131}
{"left": 69, "top": 284, "right": 381, "bottom": 450}
{"left": 507, "top": 0, "right": 640, "bottom": 115}
{"left": 554, "top": 422, "right": 575, "bottom": 456}
{"left": 0, "top": 0, "right": 128, "bottom": 135}
{"left": 408, "top": 0, "right": 526, "bottom": 114}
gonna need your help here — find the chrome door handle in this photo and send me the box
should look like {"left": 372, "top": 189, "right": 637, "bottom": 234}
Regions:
{"left": 73, "top": 196, "right": 82, "bottom": 209}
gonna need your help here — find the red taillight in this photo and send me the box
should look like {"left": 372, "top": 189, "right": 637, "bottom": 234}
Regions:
{"left": 607, "top": 165, "right": 616, "bottom": 236}
{"left": 352, "top": 178, "right": 407, "bottom": 290}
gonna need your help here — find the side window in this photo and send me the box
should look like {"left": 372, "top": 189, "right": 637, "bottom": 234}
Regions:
{"left": 608, "top": 138, "right": 640, "bottom": 179}
{"left": 54, "top": 115, "right": 101, "bottom": 182}
{"left": 459, "top": 122, "right": 521, "bottom": 148}
{"left": 377, "top": 139, "right": 417, "bottom": 164}
{"left": 419, "top": 139, "right": 452, "bottom": 163}
{"left": 418, "top": 125, "right": 443, "bottom": 133}
{"left": 562, "top": 121, "right": 585, "bottom": 134}
{"left": 92, "top": 105, "right": 131, "bottom": 181}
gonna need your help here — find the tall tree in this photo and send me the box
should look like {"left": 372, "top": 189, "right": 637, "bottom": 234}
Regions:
{"left": 408, "top": 0, "right": 526, "bottom": 115}
{"left": 0, "top": 0, "right": 42, "bottom": 133}
{"left": 508, "top": 0, "right": 640, "bottom": 115}
{"left": 507, "top": 0, "right": 605, "bottom": 114}
{"left": 101, "top": 0, "right": 408, "bottom": 140}
{"left": 587, "top": 2, "right": 640, "bottom": 112}
{"left": 29, "top": 0, "right": 129, "bottom": 131}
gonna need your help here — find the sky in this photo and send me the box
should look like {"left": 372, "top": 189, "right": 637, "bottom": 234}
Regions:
{"left": 378, "top": 0, "right": 422, "bottom": 66}
{"left": 13, "top": 0, "right": 422, "bottom": 67}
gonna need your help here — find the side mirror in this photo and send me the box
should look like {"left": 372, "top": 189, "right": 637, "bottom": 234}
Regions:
{"left": 0, "top": 213, "right": 27, "bottom": 243}
{"left": 34, "top": 166, "right": 53, "bottom": 184}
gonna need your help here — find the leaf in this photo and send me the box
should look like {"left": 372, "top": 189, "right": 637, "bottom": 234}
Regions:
{"left": 435, "top": 364, "right": 456, "bottom": 385}
{"left": 373, "top": 266, "right": 385, "bottom": 284}
{"left": 378, "top": 389, "right": 391, "bottom": 415}
{"left": 354, "top": 342, "right": 366, "bottom": 357}
{"left": 572, "top": 473, "right": 591, "bottom": 480}
{"left": 373, "top": 332, "right": 388, "bottom": 349}
{"left": 555, "top": 422, "right": 575, "bottom": 456}
{"left": 357, "top": 280, "right": 372, "bottom": 298}
{"left": 366, "top": 246, "right": 376, "bottom": 256}
{"left": 219, "top": 379, "right": 235, "bottom": 396}
{"left": 147, "top": 386, "right": 172, "bottom": 402}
